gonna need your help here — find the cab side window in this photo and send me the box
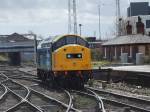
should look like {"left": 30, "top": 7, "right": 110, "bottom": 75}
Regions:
{"left": 53, "top": 37, "right": 66, "bottom": 50}
{"left": 77, "top": 37, "right": 89, "bottom": 47}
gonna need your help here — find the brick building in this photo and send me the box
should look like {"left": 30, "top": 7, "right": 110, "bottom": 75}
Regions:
{"left": 102, "top": 34, "right": 150, "bottom": 62}
{"left": 102, "top": 16, "right": 150, "bottom": 63}
{"left": 0, "top": 33, "right": 35, "bottom": 65}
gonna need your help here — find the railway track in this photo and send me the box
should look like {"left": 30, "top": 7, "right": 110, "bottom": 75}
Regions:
{"left": 10, "top": 75, "right": 71, "bottom": 105}
{"left": 87, "top": 86, "right": 150, "bottom": 112}
{"left": 2, "top": 79, "right": 29, "bottom": 98}
{"left": 0, "top": 84, "right": 7, "bottom": 98}
{"left": 11, "top": 77, "right": 106, "bottom": 112}
{"left": 12, "top": 77, "right": 81, "bottom": 112}
{"left": 2, "top": 66, "right": 150, "bottom": 112}
{"left": 70, "top": 89, "right": 105, "bottom": 112}
{"left": 4, "top": 68, "right": 105, "bottom": 112}
{"left": 0, "top": 73, "right": 77, "bottom": 112}
{"left": 3, "top": 68, "right": 37, "bottom": 80}
{"left": 0, "top": 74, "right": 7, "bottom": 82}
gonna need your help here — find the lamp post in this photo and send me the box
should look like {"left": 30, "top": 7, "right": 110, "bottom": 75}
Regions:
{"left": 79, "top": 24, "right": 82, "bottom": 36}
{"left": 98, "top": 4, "right": 101, "bottom": 40}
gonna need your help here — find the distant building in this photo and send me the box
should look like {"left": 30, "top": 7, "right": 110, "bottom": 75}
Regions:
{"left": 126, "top": 2, "right": 150, "bottom": 36}
{"left": 0, "top": 33, "right": 35, "bottom": 65}
{"left": 122, "top": 15, "right": 150, "bottom": 36}
{"left": 127, "top": 2, "right": 150, "bottom": 17}
{"left": 85, "top": 37, "right": 104, "bottom": 61}
{"left": 0, "top": 33, "right": 31, "bottom": 42}
{"left": 85, "top": 37, "right": 102, "bottom": 49}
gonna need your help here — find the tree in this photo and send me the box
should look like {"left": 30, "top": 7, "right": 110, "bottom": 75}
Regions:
{"left": 91, "top": 48, "right": 103, "bottom": 61}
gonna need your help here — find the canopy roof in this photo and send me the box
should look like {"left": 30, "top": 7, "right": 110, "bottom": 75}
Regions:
{"left": 102, "top": 34, "right": 150, "bottom": 46}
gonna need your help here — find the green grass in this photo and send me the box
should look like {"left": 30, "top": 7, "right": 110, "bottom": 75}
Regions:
{"left": 91, "top": 60, "right": 111, "bottom": 68}
{"left": 0, "top": 55, "right": 8, "bottom": 61}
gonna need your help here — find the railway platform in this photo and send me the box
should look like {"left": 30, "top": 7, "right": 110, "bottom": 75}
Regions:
{"left": 102, "top": 65, "right": 150, "bottom": 74}
{"left": 93, "top": 65, "right": 150, "bottom": 86}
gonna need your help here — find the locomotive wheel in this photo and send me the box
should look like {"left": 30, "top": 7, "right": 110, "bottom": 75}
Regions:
{"left": 37, "top": 73, "right": 41, "bottom": 79}
{"left": 71, "top": 77, "right": 84, "bottom": 89}
{"left": 61, "top": 77, "right": 66, "bottom": 88}
{"left": 64, "top": 78, "right": 69, "bottom": 89}
{"left": 37, "top": 70, "right": 42, "bottom": 80}
{"left": 77, "top": 78, "right": 84, "bottom": 89}
{"left": 43, "top": 72, "right": 47, "bottom": 81}
{"left": 52, "top": 77, "right": 60, "bottom": 89}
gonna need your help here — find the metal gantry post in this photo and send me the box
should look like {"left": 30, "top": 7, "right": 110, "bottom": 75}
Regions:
{"left": 68, "top": 0, "right": 78, "bottom": 35}
{"left": 68, "top": 0, "right": 71, "bottom": 34}
{"left": 116, "top": 0, "right": 121, "bottom": 36}
{"left": 98, "top": 4, "right": 101, "bottom": 40}
{"left": 79, "top": 24, "right": 82, "bottom": 36}
{"left": 73, "top": 0, "right": 77, "bottom": 34}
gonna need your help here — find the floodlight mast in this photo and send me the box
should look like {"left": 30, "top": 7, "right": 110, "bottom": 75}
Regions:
{"left": 116, "top": 0, "right": 121, "bottom": 36}
{"left": 68, "top": 0, "right": 78, "bottom": 35}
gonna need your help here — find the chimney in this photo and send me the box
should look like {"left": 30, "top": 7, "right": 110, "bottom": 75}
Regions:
{"left": 136, "top": 16, "right": 145, "bottom": 34}
{"left": 126, "top": 21, "right": 132, "bottom": 35}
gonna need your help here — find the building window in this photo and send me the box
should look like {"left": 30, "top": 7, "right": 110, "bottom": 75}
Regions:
{"left": 146, "top": 20, "right": 150, "bottom": 28}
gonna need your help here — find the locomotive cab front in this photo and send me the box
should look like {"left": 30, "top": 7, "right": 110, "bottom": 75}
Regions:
{"left": 52, "top": 35, "right": 92, "bottom": 88}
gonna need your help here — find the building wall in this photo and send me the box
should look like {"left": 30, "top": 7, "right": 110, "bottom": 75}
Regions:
{"left": 103, "top": 44, "right": 150, "bottom": 63}
{"left": 138, "top": 45, "right": 145, "bottom": 54}
{"left": 127, "top": 2, "right": 150, "bottom": 17}
{"left": 124, "top": 15, "right": 150, "bottom": 36}
{"left": 145, "top": 45, "right": 150, "bottom": 56}
{"left": 21, "top": 52, "right": 34, "bottom": 62}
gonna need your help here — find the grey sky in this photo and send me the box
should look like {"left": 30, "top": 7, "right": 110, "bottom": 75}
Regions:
{"left": 0, "top": 0, "right": 149, "bottom": 39}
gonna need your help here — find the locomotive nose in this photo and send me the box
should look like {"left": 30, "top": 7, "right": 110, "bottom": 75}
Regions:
{"left": 52, "top": 44, "right": 91, "bottom": 71}
{"left": 73, "top": 62, "right": 76, "bottom": 66}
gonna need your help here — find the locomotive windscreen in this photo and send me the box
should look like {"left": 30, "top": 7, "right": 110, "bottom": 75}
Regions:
{"left": 52, "top": 35, "right": 89, "bottom": 51}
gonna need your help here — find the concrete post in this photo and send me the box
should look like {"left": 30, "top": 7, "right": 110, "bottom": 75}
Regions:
{"left": 136, "top": 53, "right": 144, "bottom": 65}
{"left": 130, "top": 46, "right": 132, "bottom": 57}
{"left": 34, "top": 34, "right": 37, "bottom": 65}
{"left": 121, "top": 47, "right": 123, "bottom": 54}
{"left": 114, "top": 46, "right": 117, "bottom": 60}
{"left": 121, "top": 53, "right": 128, "bottom": 63}
{"left": 104, "top": 47, "right": 107, "bottom": 58}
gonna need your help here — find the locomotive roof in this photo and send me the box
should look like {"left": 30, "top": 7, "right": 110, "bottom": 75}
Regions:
{"left": 38, "top": 34, "right": 86, "bottom": 49}
{"left": 52, "top": 34, "right": 86, "bottom": 42}
{"left": 37, "top": 36, "right": 54, "bottom": 49}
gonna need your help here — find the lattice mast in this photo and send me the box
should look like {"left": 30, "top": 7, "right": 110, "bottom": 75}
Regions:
{"left": 116, "top": 0, "right": 121, "bottom": 36}
{"left": 68, "top": 0, "right": 77, "bottom": 34}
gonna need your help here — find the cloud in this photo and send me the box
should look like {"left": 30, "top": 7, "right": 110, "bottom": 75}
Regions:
{"left": 0, "top": 0, "right": 149, "bottom": 39}
{"left": 0, "top": 0, "right": 67, "bottom": 9}
{"left": 0, "top": 8, "right": 68, "bottom": 24}
{"left": 78, "top": 12, "right": 115, "bottom": 25}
